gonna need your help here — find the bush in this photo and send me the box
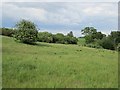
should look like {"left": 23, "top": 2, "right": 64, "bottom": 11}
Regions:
{"left": 53, "top": 33, "right": 65, "bottom": 44}
{"left": 83, "top": 43, "right": 102, "bottom": 49}
{"left": 64, "top": 36, "right": 78, "bottom": 44}
{"left": 85, "top": 35, "right": 94, "bottom": 44}
{"left": 0, "top": 27, "right": 15, "bottom": 37}
{"left": 14, "top": 19, "right": 38, "bottom": 44}
{"left": 99, "top": 37, "right": 115, "bottom": 50}
{"left": 37, "top": 32, "right": 78, "bottom": 44}
{"left": 38, "top": 32, "right": 53, "bottom": 43}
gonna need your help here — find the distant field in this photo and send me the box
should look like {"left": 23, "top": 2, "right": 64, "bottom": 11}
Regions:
{"left": 2, "top": 36, "right": 118, "bottom": 88}
{"left": 77, "top": 38, "right": 86, "bottom": 46}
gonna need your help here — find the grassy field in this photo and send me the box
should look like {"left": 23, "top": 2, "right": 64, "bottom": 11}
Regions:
{"left": 77, "top": 38, "right": 86, "bottom": 46}
{"left": 2, "top": 36, "right": 118, "bottom": 88}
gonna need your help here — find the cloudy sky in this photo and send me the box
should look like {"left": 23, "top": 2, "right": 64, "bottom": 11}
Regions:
{"left": 2, "top": 2, "right": 118, "bottom": 37}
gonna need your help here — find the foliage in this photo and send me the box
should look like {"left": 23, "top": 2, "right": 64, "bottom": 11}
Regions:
{"left": 37, "top": 32, "right": 53, "bottom": 43}
{"left": 98, "top": 37, "right": 115, "bottom": 50}
{"left": 84, "top": 43, "right": 102, "bottom": 49}
{"left": 82, "top": 27, "right": 105, "bottom": 44}
{"left": 37, "top": 32, "right": 78, "bottom": 44}
{"left": 94, "top": 32, "right": 106, "bottom": 40}
{"left": 14, "top": 19, "right": 38, "bottom": 44}
{"left": 96, "top": 31, "right": 120, "bottom": 50}
{"left": 0, "top": 27, "right": 15, "bottom": 37}
{"left": 81, "top": 27, "right": 97, "bottom": 36}
{"left": 81, "top": 27, "right": 120, "bottom": 50}
{"left": 64, "top": 36, "right": 78, "bottom": 44}
{"left": 109, "top": 31, "right": 120, "bottom": 48}
{"left": 53, "top": 33, "right": 65, "bottom": 44}
{"left": 84, "top": 35, "right": 94, "bottom": 44}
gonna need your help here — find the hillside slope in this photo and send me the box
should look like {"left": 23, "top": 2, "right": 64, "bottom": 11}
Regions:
{"left": 2, "top": 36, "right": 118, "bottom": 88}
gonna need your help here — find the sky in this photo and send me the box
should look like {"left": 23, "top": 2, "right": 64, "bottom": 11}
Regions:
{"left": 1, "top": 2, "right": 118, "bottom": 37}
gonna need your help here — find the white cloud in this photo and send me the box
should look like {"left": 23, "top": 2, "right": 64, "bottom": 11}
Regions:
{"left": 3, "top": 2, "right": 117, "bottom": 24}
{"left": 82, "top": 3, "right": 118, "bottom": 17}
{"left": 83, "top": 7, "right": 103, "bottom": 15}
{"left": 2, "top": 0, "right": 120, "bottom": 2}
{"left": 2, "top": 2, "right": 118, "bottom": 36}
{"left": 2, "top": 3, "right": 47, "bottom": 23}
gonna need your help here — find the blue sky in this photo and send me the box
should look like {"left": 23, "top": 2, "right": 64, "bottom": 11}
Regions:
{"left": 2, "top": 2, "right": 118, "bottom": 37}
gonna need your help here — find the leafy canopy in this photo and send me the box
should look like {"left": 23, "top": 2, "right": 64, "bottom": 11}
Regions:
{"left": 14, "top": 19, "right": 38, "bottom": 44}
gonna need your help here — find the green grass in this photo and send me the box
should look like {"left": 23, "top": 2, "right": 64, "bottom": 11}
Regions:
{"left": 2, "top": 36, "right": 118, "bottom": 88}
{"left": 78, "top": 38, "right": 86, "bottom": 46}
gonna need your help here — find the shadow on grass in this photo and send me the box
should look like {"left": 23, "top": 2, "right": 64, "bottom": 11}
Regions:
{"left": 35, "top": 42, "right": 51, "bottom": 47}
{"left": 14, "top": 39, "right": 51, "bottom": 47}
{"left": 18, "top": 41, "right": 51, "bottom": 47}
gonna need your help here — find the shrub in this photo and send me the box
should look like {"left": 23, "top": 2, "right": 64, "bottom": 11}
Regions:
{"left": 65, "top": 36, "right": 78, "bottom": 44}
{"left": 38, "top": 32, "right": 53, "bottom": 43}
{"left": 14, "top": 19, "right": 38, "bottom": 44}
{"left": 99, "top": 37, "right": 115, "bottom": 50}
{"left": 0, "top": 27, "right": 15, "bottom": 37}
{"left": 84, "top": 43, "right": 102, "bottom": 49}
{"left": 53, "top": 33, "right": 65, "bottom": 44}
{"left": 37, "top": 32, "right": 78, "bottom": 44}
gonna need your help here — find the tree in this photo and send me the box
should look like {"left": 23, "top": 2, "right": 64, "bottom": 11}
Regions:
{"left": 91, "top": 32, "right": 105, "bottom": 40}
{"left": 85, "top": 35, "right": 94, "bottom": 44}
{"left": 97, "top": 31, "right": 120, "bottom": 50}
{"left": 67, "top": 31, "right": 73, "bottom": 37}
{"left": 108, "top": 31, "right": 120, "bottom": 50}
{"left": 95, "top": 32, "right": 105, "bottom": 40}
{"left": 99, "top": 37, "right": 115, "bottom": 50}
{"left": 81, "top": 27, "right": 106, "bottom": 44}
{"left": 14, "top": 19, "right": 38, "bottom": 44}
{"left": 110, "top": 31, "right": 120, "bottom": 46}
{"left": 81, "top": 27, "right": 97, "bottom": 36}
{"left": 53, "top": 33, "right": 65, "bottom": 44}
{"left": 38, "top": 32, "right": 53, "bottom": 43}
{"left": 64, "top": 36, "right": 78, "bottom": 44}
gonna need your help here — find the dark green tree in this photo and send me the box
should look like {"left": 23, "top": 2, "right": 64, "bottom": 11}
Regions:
{"left": 81, "top": 27, "right": 97, "bottom": 36}
{"left": 94, "top": 32, "right": 105, "bottom": 40}
{"left": 81, "top": 27, "right": 105, "bottom": 44}
{"left": 109, "top": 31, "right": 120, "bottom": 50}
{"left": 99, "top": 37, "right": 114, "bottom": 50}
{"left": 81, "top": 27, "right": 97, "bottom": 44}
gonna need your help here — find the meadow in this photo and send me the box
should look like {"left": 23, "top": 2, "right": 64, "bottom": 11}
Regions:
{"left": 2, "top": 36, "right": 118, "bottom": 88}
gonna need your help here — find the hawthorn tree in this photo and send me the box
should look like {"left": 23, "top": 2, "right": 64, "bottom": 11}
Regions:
{"left": 14, "top": 19, "right": 38, "bottom": 44}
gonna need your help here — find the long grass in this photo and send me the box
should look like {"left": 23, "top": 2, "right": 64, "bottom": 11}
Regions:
{"left": 2, "top": 36, "right": 118, "bottom": 88}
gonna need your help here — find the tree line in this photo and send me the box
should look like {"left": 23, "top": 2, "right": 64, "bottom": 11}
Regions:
{"left": 81, "top": 27, "right": 120, "bottom": 50}
{"left": 0, "top": 19, "right": 120, "bottom": 51}
{"left": 37, "top": 31, "right": 78, "bottom": 44}
{"left": 0, "top": 19, "right": 78, "bottom": 45}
